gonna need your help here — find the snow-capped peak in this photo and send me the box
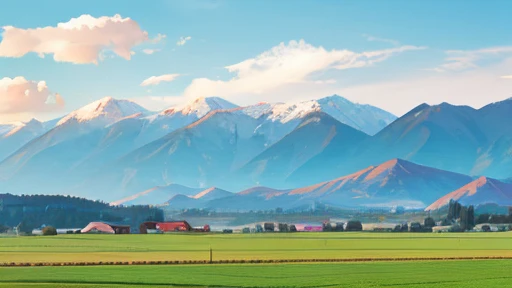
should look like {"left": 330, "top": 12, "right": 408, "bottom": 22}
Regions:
{"left": 57, "top": 97, "right": 148, "bottom": 127}
{"left": 161, "top": 97, "right": 238, "bottom": 118}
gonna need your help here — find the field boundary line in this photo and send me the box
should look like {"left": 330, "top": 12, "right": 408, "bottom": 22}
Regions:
{"left": 1, "top": 256, "right": 512, "bottom": 267}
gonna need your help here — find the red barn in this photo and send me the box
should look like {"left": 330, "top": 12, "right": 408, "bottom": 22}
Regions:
{"left": 156, "top": 221, "right": 192, "bottom": 232}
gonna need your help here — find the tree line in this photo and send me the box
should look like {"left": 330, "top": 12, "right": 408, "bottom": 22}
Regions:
{"left": 0, "top": 194, "right": 164, "bottom": 234}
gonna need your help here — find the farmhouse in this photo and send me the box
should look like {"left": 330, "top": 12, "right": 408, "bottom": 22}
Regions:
{"left": 139, "top": 221, "right": 190, "bottom": 233}
{"left": 81, "top": 222, "right": 130, "bottom": 234}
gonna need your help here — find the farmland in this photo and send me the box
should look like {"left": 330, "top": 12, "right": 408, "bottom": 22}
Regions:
{"left": 0, "top": 232, "right": 511, "bottom": 287}
{"left": 1, "top": 232, "right": 512, "bottom": 264}
{"left": 1, "top": 260, "right": 512, "bottom": 287}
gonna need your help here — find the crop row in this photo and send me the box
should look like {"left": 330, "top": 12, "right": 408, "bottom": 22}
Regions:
{"left": 1, "top": 256, "right": 512, "bottom": 267}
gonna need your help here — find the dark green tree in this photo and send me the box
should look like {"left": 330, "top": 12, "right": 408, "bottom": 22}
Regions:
{"left": 424, "top": 217, "right": 436, "bottom": 228}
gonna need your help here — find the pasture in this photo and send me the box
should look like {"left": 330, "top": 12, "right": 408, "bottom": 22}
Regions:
{"left": 0, "top": 232, "right": 511, "bottom": 264}
{"left": 1, "top": 233, "right": 511, "bottom": 287}
{"left": 1, "top": 260, "right": 511, "bottom": 287}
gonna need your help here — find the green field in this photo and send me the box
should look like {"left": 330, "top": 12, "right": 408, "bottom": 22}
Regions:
{"left": 0, "top": 232, "right": 511, "bottom": 263}
{"left": 1, "top": 232, "right": 511, "bottom": 287}
{"left": 1, "top": 260, "right": 512, "bottom": 287}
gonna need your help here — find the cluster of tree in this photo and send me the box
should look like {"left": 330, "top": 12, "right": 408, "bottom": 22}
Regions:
{"left": 393, "top": 223, "right": 408, "bottom": 232}
{"left": 476, "top": 213, "right": 512, "bottom": 224}
{"left": 345, "top": 220, "right": 363, "bottom": 231}
{"left": 322, "top": 222, "right": 344, "bottom": 232}
{"left": 0, "top": 194, "right": 164, "bottom": 234}
{"left": 443, "top": 200, "right": 475, "bottom": 231}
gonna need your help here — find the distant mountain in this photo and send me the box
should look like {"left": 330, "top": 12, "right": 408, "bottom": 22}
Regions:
{"left": 238, "top": 95, "right": 396, "bottom": 136}
{"left": 0, "top": 97, "right": 148, "bottom": 188}
{"left": 290, "top": 158, "right": 473, "bottom": 209}
{"left": 57, "top": 96, "right": 149, "bottom": 128}
{"left": 75, "top": 110, "right": 271, "bottom": 200}
{"left": 165, "top": 187, "right": 232, "bottom": 209}
{"left": 131, "top": 97, "right": 239, "bottom": 147}
{"left": 175, "top": 159, "right": 473, "bottom": 211}
{"left": 237, "top": 111, "right": 369, "bottom": 189}
{"left": 110, "top": 184, "right": 203, "bottom": 206}
{"left": 290, "top": 101, "right": 512, "bottom": 185}
{"left": 0, "top": 119, "right": 46, "bottom": 161}
{"left": 425, "top": 177, "right": 512, "bottom": 211}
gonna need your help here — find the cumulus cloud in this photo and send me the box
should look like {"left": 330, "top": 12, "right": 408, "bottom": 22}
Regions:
{"left": 140, "top": 74, "right": 180, "bottom": 86}
{"left": 0, "top": 14, "right": 159, "bottom": 64}
{"left": 0, "top": 77, "right": 65, "bottom": 114}
{"left": 362, "top": 34, "right": 399, "bottom": 46}
{"left": 436, "top": 46, "right": 512, "bottom": 72}
{"left": 177, "top": 36, "right": 192, "bottom": 46}
{"left": 183, "top": 39, "right": 425, "bottom": 100}
{"left": 142, "top": 49, "right": 160, "bottom": 55}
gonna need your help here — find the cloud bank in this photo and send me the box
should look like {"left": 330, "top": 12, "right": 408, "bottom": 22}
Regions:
{"left": 0, "top": 14, "right": 159, "bottom": 64}
{"left": 183, "top": 39, "right": 425, "bottom": 101}
{"left": 0, "top": 77, "right": 65, "bottom": 114}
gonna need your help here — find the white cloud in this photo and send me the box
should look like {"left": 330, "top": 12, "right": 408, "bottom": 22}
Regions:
{"left": 183, "top": 39, "right": 425, "bottom": 101}
{"left": 501, "top": 75, "right": 512, "bottom": 79}
{"left": 437, "top": 46, "right": 512, "bottom": 72}
{"left": 142, "top": 49, "right": 160, "bottom": 55}
{"left": 362, "top": 34, "right": 399, "bottom": 46}
{"left": 0, "top": 77, "right": 65, "bottom": 114}
{"left": 140, "top": 74, "right": 180, "bottom": 86}
{"left": 152, "top": 33, "right": 167, "bottom": 43}
{"left": 0, "top": 14, "right": 160, "bottom": 64}
{"left": 314, "top": 79, "right": 337, "bottom": 84}
{"left": 177, "top": 36, "right": 192, "bottom": 46}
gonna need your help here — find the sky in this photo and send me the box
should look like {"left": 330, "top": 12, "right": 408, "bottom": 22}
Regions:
{"left": 0, "top": 0, "right": 511, "bottom": 123}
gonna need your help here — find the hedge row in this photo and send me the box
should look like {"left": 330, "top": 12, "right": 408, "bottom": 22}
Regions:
{"left": 1, "top": 256, "right": 511, "bottom": 267}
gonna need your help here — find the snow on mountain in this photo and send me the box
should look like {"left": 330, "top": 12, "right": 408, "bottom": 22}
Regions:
{"left": 238, "top": 95, "right": 396, "bottom": 136}
{"left": 0, "top": 98, "right": 149, "bottom": 182}
{"left": 425, "top": 177, "right": 512, "bottom": 211}
{"left": 130, "top": 97, "right": 239, "bottom": 147}
{"left": 57, "top": 97, "right": 148, "bottom": 128}
{"left": 157, "top": 97, "right": 238, "bottom": 119}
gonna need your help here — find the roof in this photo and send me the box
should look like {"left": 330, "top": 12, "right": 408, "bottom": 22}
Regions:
{"left": 81, "top": 222, "right": 129, "bottom": 234}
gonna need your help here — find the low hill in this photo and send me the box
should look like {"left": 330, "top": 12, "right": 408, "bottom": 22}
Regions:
{"left": 425, "top": 177, "right": 512, "bottom": 211}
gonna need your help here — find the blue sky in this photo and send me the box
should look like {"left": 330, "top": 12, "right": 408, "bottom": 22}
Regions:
{"left": 0, "top": 0, "right": 511, "bottom": 122}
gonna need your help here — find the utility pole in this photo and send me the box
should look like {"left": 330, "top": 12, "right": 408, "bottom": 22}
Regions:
{"left": 209, "top": 245, "right": 212, "bottom": 264}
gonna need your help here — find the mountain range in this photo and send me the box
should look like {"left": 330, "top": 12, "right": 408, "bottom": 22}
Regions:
{"left": 1, "top": 94, "right": 512, "bottom": 210}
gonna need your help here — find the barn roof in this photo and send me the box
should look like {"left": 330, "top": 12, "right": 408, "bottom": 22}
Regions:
{"left": 81, "top": 222, "right": 129, "bottom": 234}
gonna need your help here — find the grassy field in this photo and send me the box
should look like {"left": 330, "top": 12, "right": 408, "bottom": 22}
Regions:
{"left": 1, "top": 233, "right": 511, "bottom": 287}
{"left": 1, "top": 260, "right": 512, "bottom": 287}
{"left": 0, "top": 232, "right": 511, "bottom": 264}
